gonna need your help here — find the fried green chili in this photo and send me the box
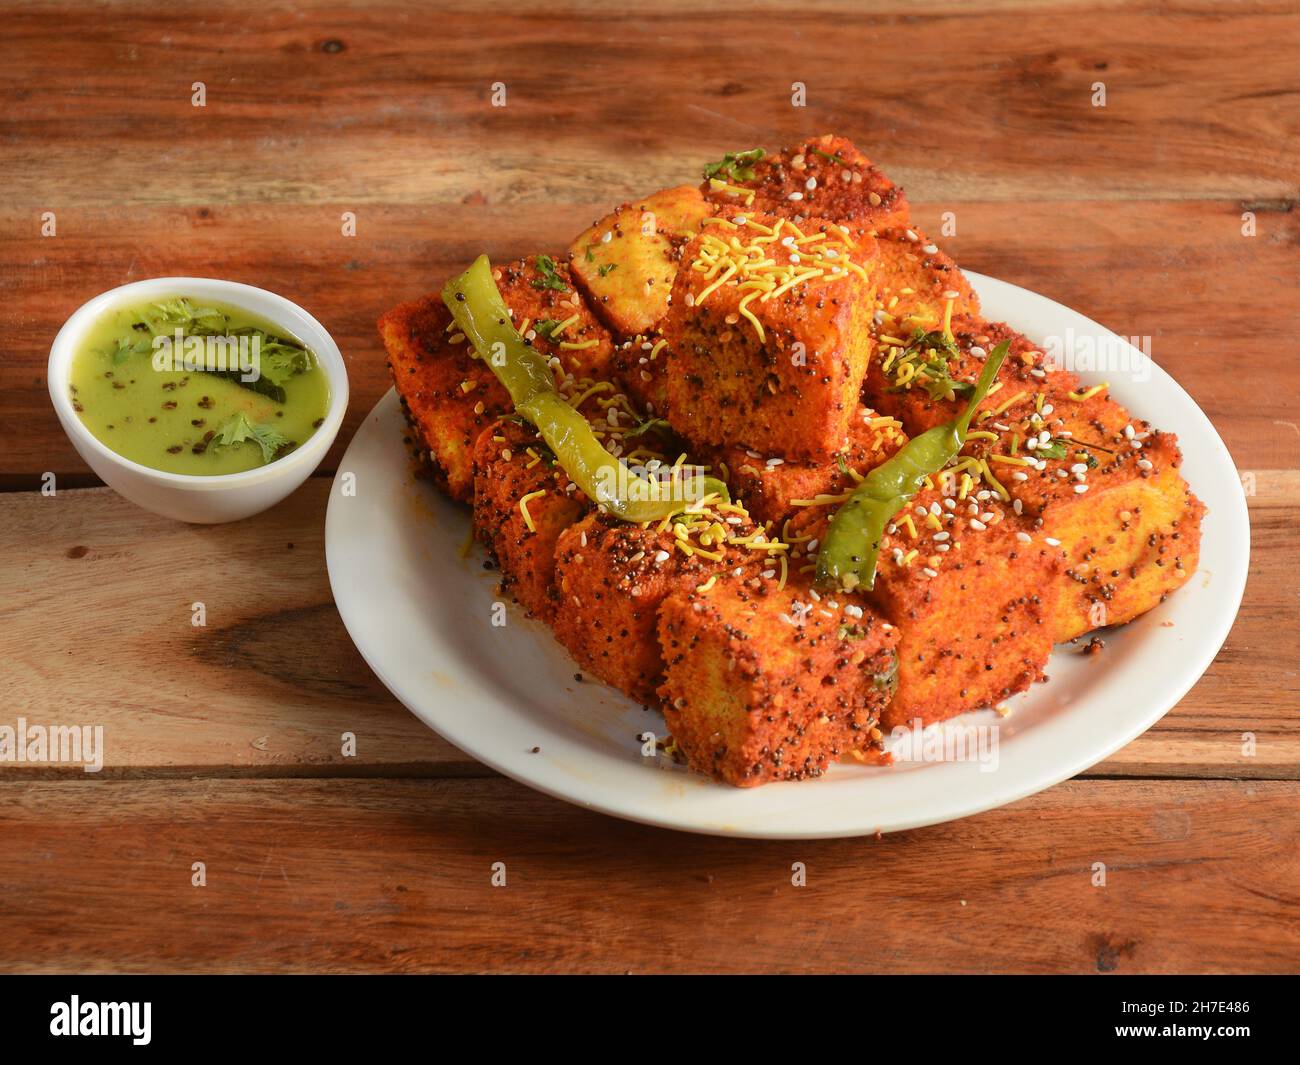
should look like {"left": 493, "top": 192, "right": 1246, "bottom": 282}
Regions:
{"left": 442, "top": 255, "right": 728, "bottom": 521}
{"left": 815, "top": 339, "right": 1011, "bottom": 593}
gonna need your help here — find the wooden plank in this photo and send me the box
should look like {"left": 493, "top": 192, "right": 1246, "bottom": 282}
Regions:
{"left": 0, "top": 476, "right": 1294, "bottom": 779}
{"left": 6, "top": 199, "right": 1298, "bottom": 479}
{"left": 0, "top": 480, "right": 468, "bottom": 776}
{"left": 0, "top": 776, "right": 1295, "bottom": 973}
{"left": 3, "top": 3, "right": 1297, "bottom": 207}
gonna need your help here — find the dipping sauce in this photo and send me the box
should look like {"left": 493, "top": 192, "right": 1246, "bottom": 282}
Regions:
{"left": 68, "top": 296, "right": 330, "bottom": 475}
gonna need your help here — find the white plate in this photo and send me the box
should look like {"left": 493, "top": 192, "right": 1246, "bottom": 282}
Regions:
{"left": 326, "top": 273, "right": 1249, "bottom": 839}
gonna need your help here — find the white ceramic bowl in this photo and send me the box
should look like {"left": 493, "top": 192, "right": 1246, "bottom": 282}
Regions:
{"left": 48, "top": 277, "right": 349, "bottom": 523}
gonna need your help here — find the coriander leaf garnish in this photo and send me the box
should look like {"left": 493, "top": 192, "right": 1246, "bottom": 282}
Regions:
{"left": 148, "top": 297, "right": 227, "bottom": 334}
{"left": 886, "top": 327, "right": 970, "bottom": 401}
{"left": 1035, "top": 439, "right": 1068, "bottom": 460}
{"left": 624, "top": 416, "right": 671, "bottom": 441}
{"left": 533, "top": 319, "right": 561, "bottom": 339}
{"left": 531, "top": 255, "right": 569, "bottom": 293}
{"left": 212, "top": 411, "right": 289, "bottom": 463}
{"left": 108, "top": 336, "right": 151, "bottom": 364}
{"left": 597, "top": 262, "right": 618, "bottom": 278}
{"left": 811, "top": 148, "right": 848, "bottom": 166}
{"left": 702, "top": 148, "right": 765, "bottom": 184}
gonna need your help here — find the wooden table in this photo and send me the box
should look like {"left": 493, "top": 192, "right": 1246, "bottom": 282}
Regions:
{"left": 2, "top": 1, "right": 1297, "bottom": 974}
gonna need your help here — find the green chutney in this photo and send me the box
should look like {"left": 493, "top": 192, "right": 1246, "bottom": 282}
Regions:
{"left": 69, "top": 295, "right": 330, "bottom": 475}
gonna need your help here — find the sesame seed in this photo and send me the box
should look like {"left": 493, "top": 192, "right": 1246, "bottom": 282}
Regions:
{"left": 1045, "top": 537, "right": 1061, "bottom": 546}
{"left": 933, "top": 531, "right": 951, "bottom": 541}
{"left": 1012, "top": 471, "right": 1029, "bottom": 481}
{"left": 905, "top": 229, "right": 919, "bottom": 242}
{"left": 787, "top": 191, "right": 804, "bottom": 202}
{"left": 1073, "top": 484, "right": 1089, "bottom": 494}
{"left": 805, "top": 176, "right": 817, "bottom": 190}
{"left": 922, "top": 567, "right": 939, "bottom": 578}
{"left": 1137, "top": 458, "right": 1153, "bottom": 470}
{"left": 970, "top": 518, "right": 987, "bottom": 531}
{"left": 654, "top": 550, "right": 670, "bottom": 563}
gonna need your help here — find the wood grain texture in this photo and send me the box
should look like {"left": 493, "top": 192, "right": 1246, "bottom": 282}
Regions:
{"left": 4, "top": 200, "right": 1298, "bottom": 479}
{"left": 2, "top": 0, "right": 1296, "bottom": 975}
{"left": 2, "top": 0, "right": 1298, "bottom": 478}
{"left": 0, "top": 475, "right": 1294, "bottom": 779}
{"left": 0, "top": 776, "right": 1295, "bottom": 974}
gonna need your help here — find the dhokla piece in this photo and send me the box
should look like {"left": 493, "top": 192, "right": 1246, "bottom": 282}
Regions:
{"left": 471, "top": 421, "right": 589, "bottom": 622}
{"left": 701, "top": 134, "right": 909, "bottom": 231}
{"left": 379, "top": 293, "right": 508, "bottom": 501}
{"left": 960, "top": 384, "right": 1205, "bottom": 641}
{"left": 379, "top": 255, "right": 614, "bottom": 501}
{"left": 872, "top": 226, "right": 980, "bottom": 337}
{"left": 551, "top": 507, "right": 769, "bottom": 704}
{"left": 712, "top": 405, "right": 909, "bottom": 528}
{"left": 657, "top": 577, "right": 899, "bottom": 786}
{"left": 610, "top": 332, "right": 672, "bottom": 417}
{"left": 662, "top": 211, "right": 878, "bottom": 462}
{"left": 864, "top": 314, "right": 1080, "bottom": 436}
{"left": 570, "top": 185, "right": 716, "bottom": 336}
{"left": 788, "top": 485, "right": 1066, "bottom": 727}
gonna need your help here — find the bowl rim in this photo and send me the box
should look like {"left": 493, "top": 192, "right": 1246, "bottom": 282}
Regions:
{"left": 47, "top": 276, "right": 349, "bottom": 491}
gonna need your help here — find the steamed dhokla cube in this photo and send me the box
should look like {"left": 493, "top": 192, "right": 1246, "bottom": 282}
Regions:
{"left": 711, "top": 405, "right": 908, "bottom": 528}
{"left": 570, "top": 185, "right": 715, "bottom": 336}
{"left": 662, "top": 211, "right": 877, "bottom": 462}
{"left": 863, "top": 314, "right": 1080, "bottom": 436}
{"left": 872, "top": 226, "right": 980, "bottom": 336}
{"left": 658, "top": 577, "right": 898, "bottom": 786}
{"left": 959, "top": 383, "right": 1204, "bottom": 641}
{"left": 610, "top": 332, "right": 672, "bottom": 417}
{"left": 379, "top": 255, "right": 614, "bottom": 501}
{"left": 788, "top": 486, "right": 1065, "bottom": 727}
{"left": 701, "top": 134, "right": 909, "bottom": 232}
{"left": 551, "top": 506, "right": 768, "bottom": 703}
{"left": 471, "top": 420, "right": 588, "bottom": 622}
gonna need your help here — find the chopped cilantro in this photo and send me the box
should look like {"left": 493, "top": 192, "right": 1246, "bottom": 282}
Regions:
{"left": 624, "top": 416, "right": 671, "bottom": 441}
{"left": 597, "top": 262, "right": 618, "bottom": 278}
{"left": 811, "top": 148, "right": 848, "bottom": 166}
{"left": 702, "top": 148, "right": 765, "bottom": 183}
{"left": 531, "top": 255, "right": 569, "bottom": 293}
{"left": 212, "top": 411, "right": 289, "bottom": 464}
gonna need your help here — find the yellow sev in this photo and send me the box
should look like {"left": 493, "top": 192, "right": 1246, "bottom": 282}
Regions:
{"left": 518, "top": 489, "right": 547, "bottom": 532}
{"left": 687, "top": 216, "right": 866, "bottom": 343}
{"left": 1069, "top": 382, "right": 1110, "bottom": 401}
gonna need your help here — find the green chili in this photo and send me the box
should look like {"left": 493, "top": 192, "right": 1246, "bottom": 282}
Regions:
{"left": 814, "top": 339, "right": 1011, "bottom": 593}
{"left": 441, "top": 255, "right": 728, "bottom": 521}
